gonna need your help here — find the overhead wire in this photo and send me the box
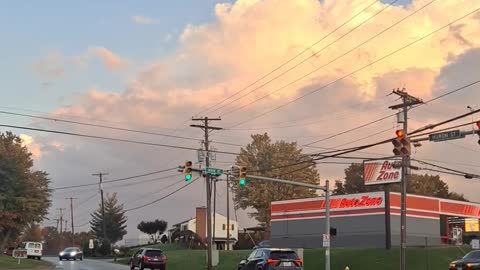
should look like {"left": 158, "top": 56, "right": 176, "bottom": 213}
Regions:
{"left": 0, "top": 124, "right": 240, "bottom": 156}
{"left": 51, "top": 167, "right": 177, "bottom": 191}
{"left": 225, "top": 7, "right": 480, "bottom": 129}
{"left": 125, "top": 177, "right": 200, "bottom": 212}
{"left": 220, "top": 0, "right": 434, "bottom": 117}
{"left": 194, "top": 0, "right": 383, "bottom": 116}
{"left": 0, "top": 110, "right": 244, "bottom": 148}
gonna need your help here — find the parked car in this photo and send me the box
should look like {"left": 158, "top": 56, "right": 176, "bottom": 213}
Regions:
{"left": 19, "top": 242, "right": 42, "bottom": 260}
{"left": 238, "top": 248, "right": 303, "bottom": 270}
{"left": 3, "top": 247, "right": 15, "bottom": 256}
{"left": 450, "top": 250, "right": 480, "bottom": 270}
{"left": 59, "top": 247, "right": 83, "bottom": 261}
{"left": 129, "top": 248, "right": 167, "bottom": 270}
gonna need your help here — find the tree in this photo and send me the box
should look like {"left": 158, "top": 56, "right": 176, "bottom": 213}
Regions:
{"left": 21, "top": 223, "right": 42, "bottom": 242}
{"left": 334, "top": 164, "right": 468, "bottom": 201}
{"left": 137, "top": 219, "right": 168, "bottom": 243}
{"left": 0, "top": 131, "right": 51, "bottom": 243}
{"left": 90, "top": 193, "right": 127, "bottom": 244}
{"left": 160, "top": 234, "right": 168, "bottom": 244}
{"left": 231, "top": 133, "right": 320, "bottom": 229}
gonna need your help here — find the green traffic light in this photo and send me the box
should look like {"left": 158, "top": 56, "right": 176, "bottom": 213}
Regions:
{"left": 239, "top": 179, "right": 246, "bottom": 186}
{"left": 185, "top": 174, "right": 192, "bottom": 181}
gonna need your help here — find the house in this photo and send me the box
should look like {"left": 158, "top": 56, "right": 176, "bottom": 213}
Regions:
{"left": 169, "top": 207, "right": 239, "bottom": 250}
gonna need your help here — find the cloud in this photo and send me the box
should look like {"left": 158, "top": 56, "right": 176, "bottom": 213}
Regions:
{"left": 35, "top": 0, "right": 480, "bottom": 236}
{"left": 132, "top": 15, "right": 157, "bottom": 25}
{"left": 20, "top": 134, "right": 42, "bottom": 160}
{"left": 86, "top": 47, "right": 130, "bottom": 70}
{"left": 31, "top": 52, "right": 65, "bottom": 82}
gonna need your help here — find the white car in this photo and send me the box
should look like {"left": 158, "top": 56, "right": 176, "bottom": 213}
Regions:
{"left": 20, "top": 242, "right": 43, "bottom": 260}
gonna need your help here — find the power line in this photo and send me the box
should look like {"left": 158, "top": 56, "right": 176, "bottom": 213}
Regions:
{"left": 221, "top": 0, "right": 434, "bottom": 117}
{"left": 125, "top": 177, "right": 200, "bottom": 212}
{"left": 51, "top": 167, "right": 177, "bottom": 190}
{"left": 414, "top": 159, "right": 480, "bottom": 178}
{"left": 225, "top": 7, "right": 480, "bottom": 128}
{"left": 0, "top": 110, "right": 244, "bottom": 148}
{"left": 0, "top": 124, "right": 240, "bottom": 156}
{"left": 194, "top": 0, "right": 383, "bottom": 116}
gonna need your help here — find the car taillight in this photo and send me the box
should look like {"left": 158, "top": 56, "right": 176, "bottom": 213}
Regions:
{"left": 267, "top": 259, "right": 280, "bottom": 265}
{"left": 142, "top": 255, "right": 149, "bottom": 262}
{"left": 161, "top": 255, "right": 167, "bottom": 262}
{"left": 294, "top": 259, "right": 303, "bottom": 266}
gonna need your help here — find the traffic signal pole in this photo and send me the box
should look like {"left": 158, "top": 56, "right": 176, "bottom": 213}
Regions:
{"left": 244, "top": 175, "right": 330, "bottom": 270}
{"left": 389, "top": 89, "right": 423, "bottom": 270}
{"left": 191, "top": 117, "right": 222, "bottom": 270}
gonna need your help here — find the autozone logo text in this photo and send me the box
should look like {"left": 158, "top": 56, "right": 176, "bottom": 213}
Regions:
{"left": 377, "top": 161, "right": 401, "bottom": 181}
{"left": 321, "top": 196, "right": 383, "bottom": 209}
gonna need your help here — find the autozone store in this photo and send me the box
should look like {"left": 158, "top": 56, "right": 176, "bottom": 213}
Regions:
{"left": 270, "top": 192, "right": 480, "bottom": 248}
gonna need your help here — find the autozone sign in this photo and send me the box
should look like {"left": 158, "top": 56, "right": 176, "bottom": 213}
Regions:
{"left": 363, "top": 159, "right": 402, "bottom": 185}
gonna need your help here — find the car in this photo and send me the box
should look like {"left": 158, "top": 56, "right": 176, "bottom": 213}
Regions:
{"left": 19, "top": 242, "right": 42, "bottom": 260}
{"left": 129, "top": 248, "right": 167, "bottom": 270}
{"left": 59, "top": 247, "right": 83, "bottom": 261}
{"left": 3, "top": 247, "right": 15, "bottom": 256}
{"left": 238, "top": 248, "right": 303, "bottom": 270}
{"left": 450, "top": 250, "right": 480, "bottom": 270}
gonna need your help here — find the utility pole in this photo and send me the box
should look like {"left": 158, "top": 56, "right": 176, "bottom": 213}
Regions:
{"left": 93, "top": 172, "right": 109, "bottom": 242}
{"left": 213, "top": 178, "right": 217, "bottom": 246}
{"left": 57, "top": 208, "right": 65, "bottom": 233}
{"left": 191, "top": 116, "right": 222, "bottom": 270}
{"left": 66, "top": 197, "right": 77, "bottom": 246}
{"left": 64, "top": 220, "right": 68, "bottom": 233}
{"left": 226, "top": 173, "right": 230, "bottom": 251}
{"left": 55, "top": 219, "right": 60, "bottom": 232}
{"left": 389, "top": 88, "right": 423, "bottom": 270}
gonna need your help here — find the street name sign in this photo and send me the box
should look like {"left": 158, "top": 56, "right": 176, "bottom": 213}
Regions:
{"left": 428, "top": 130, "right": 465, "bottom": 142}
{"left": 205, "top": 167, "right": 224, "bottom": 175}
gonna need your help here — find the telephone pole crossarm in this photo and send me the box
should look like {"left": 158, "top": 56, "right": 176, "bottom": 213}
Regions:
{"left": 246, "top": 175, "right": 326, "bottom": 190}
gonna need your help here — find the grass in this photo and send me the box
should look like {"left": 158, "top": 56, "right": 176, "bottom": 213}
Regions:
{"left": 114, "top": 246, "right": 470, "bottom": 270}
{"left": 0, "top": 255, "right": 52, "bottom": 269}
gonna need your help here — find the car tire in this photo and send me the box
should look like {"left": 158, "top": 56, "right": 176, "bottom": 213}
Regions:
{"left": 74, "top": 257, "right": 77, "bottom": 261}
{"left": 80, "top": 256, "right": 83, "bottom": 261}
{"left": 59, "top": 257, "right": 62, "bottom": 261}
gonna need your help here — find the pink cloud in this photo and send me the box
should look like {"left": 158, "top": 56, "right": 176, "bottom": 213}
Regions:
{"left": 87, "top": 47, "right": 129, "bottom": 70}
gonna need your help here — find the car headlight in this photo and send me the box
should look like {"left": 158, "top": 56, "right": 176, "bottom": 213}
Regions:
{"left": 59, "top": 252, "right": 64, "bottom": 256}
{"left": 467, "top": 263, "right": 480, "bottom": 267}
{"left": 70, "top": 252, "right": 77, "bottom": 256}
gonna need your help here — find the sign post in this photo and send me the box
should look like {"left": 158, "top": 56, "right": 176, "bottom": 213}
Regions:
{"left": 13, "top": 249, "right": 27, "bottom": 265}
{"left": 363, "top": 158, "right": 402, "bottom": 251}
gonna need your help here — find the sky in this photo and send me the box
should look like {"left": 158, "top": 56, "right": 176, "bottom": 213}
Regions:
{"left": 1, "top": 0, "right": 479, "bottom": 241}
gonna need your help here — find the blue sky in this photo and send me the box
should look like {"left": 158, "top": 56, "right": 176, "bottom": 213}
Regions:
{"left": 0, "top": 0, "right": 234, "bottom": 113}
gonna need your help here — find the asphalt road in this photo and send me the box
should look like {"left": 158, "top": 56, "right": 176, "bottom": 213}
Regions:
{"left": 43, "top": 257, "right": 130, "bottom": 270}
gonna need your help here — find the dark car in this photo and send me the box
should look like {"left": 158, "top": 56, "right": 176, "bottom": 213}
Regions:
{"left": 129, "top": 248, "right": 167, "bottom": 270}
{"left": 3, "top": 247, "right": 15, "bottom": 256}
{"left": 59, "top": 247, "right": 83, "bottom": 261}
{"left": 450, "top": 250, "right": 480, "bottom": 270}
{"left": 238, "top": 248, "right": 303, "bottom": 270}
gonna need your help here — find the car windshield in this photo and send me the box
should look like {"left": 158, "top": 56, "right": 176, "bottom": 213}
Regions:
{"left": 463, "top": 251, "right": 480, "bottom": 260}
{"left": 145, "top": 250, "right": 163, "bottom": 257}
{"left": 269, "top": 251, "right": 299, "bottom": 260}
{"left": 64, "top": 248, "right": 77, "bottom": 252}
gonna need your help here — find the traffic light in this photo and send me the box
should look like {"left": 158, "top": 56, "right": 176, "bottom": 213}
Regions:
{"left": 239, "top": 166, "right": 247, "bottom": 186}
{"left": 392, "top": 129, "right": 411, "bottom": 156}
{"left": 330, "top": 227, "right": 337, "bottom": 236}
{"left": 183, "top": 161, "right": 192, "bottom": 181}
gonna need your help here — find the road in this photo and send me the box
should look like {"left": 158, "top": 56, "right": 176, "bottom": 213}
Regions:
{"left": 43, "top": 257, "right": 130, "bottom": 270}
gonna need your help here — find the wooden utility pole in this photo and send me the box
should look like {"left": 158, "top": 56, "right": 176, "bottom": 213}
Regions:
{"left": 66, "top": 197, "right": 77, "bottom": 246}
{"left": 93, "top": 173, "right": 109, "bottom": 242}
{"left": 389, "top": 88, "right": 423, "bottom": 270}
{"left": 191, "top": 117, "right": 222, "bottom": 270}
